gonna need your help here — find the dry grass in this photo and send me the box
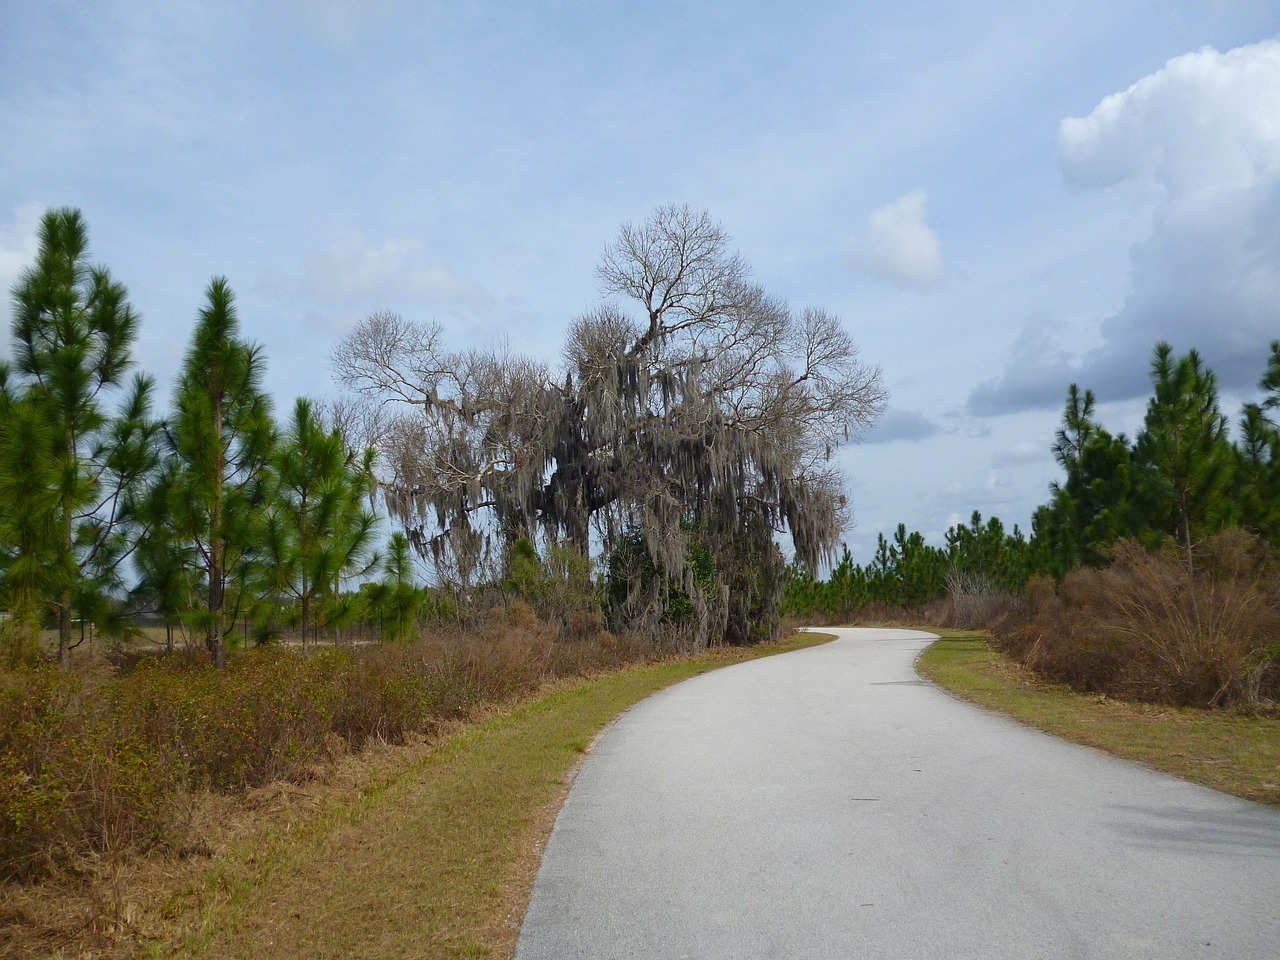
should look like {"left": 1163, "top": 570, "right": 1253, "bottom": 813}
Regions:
{"left": 995, "top": 535, "right": 1280, "bottom": 707}
{"left": 1, "top": 632, "right": 833, "bottom": 960}
{"left": 918, "top": 631, "right": 1280, "bottom": 807}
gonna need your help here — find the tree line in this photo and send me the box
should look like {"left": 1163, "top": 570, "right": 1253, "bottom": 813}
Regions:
{"left": 0, "top": 208, "right": 439, "bottom": 667}
{"left": 786, "top": 340, "right": 1280, "bottom": 618}
{"left": 2, "top": 205, "right": 890, "bottom": 661}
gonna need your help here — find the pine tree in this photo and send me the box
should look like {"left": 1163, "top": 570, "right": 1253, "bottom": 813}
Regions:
{"left": 1235, "top": 403, "right": 1280, "bottom": 545}
{"left": 374, "top": 532, "right": 421, "bottom": 641}
{"left": 1134, "top": 343, "right": 1234, "bottom": 564}
{"left": 1234, "top": 343, "right": 1280, "bottom": 547}
{"left": 263, "top": 398, "right": 379, "bottom": 645}
{"left": 0, "top": 387, "right": 66, "bottom": 659}
{"left": 158, "top": 278, "right": 275, "bottom": 667}
{"left": 1259, "top": 340, "right": 1280, "bottom": 419}
{"left": 2, "top": 208, "right": 158, "bottom": 664}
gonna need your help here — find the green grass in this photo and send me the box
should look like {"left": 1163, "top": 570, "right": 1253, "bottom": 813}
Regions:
{"left": 141, "top": 632, "right": 835, "bottom": 960}
{"left": 917, "top": 631, "right": 1280, "bottom": 807}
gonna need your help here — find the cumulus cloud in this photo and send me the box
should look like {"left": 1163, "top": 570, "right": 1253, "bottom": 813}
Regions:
{"left": 974, "top": 40, "right": 1280, "bottom": 414}
{"left": 1059, "top": 42, "right": 1280, "bottom": 195}
{"left": 969, "top": 314, "right": 1080, "bottom": 415}
{"left": 852, "top": 190, "right": 945, "bottom": 289}
{"left": 863, "top": 406, "right": 942, "bottom": 444}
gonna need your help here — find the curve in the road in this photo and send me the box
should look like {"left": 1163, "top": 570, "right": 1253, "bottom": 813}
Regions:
{"left": 516, "top": 627, "right": 1280, "bottom": 960}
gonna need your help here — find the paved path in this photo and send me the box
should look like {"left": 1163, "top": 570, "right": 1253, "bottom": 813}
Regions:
{"left": 516, "top": 628, "right": 1280, "bottom": 959}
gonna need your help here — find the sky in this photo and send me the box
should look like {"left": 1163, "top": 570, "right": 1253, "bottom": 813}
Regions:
{"left": 3, "top": 0, "right": 1279, "bottom": 566}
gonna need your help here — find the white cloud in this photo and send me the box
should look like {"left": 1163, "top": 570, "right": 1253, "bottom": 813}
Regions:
{"left": 1059, "top": 42, "right": 1280, "bottom": 196}
{"left": 976, "top": 39, "right": 1280, "bottom": 414}
{"left": 852, "top": 190, "right": 945, "bottom": 289}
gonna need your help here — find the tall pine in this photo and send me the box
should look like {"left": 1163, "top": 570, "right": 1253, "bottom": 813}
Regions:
{"left": 159, "top": 278, "right": 275, "bottom": 667}
{"left": 1235, "top": 341, "right": 1280, "bottom": 546}
{"left": 1134, "top": 343, "right": 1234, "bottom": 564}
{"left": 263, "top": 398, "right": 379, "bottom": 645}
{"left": 2, "top": 208, "right": 158, "bottom": 664}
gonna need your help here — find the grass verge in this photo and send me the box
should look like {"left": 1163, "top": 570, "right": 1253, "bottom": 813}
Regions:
{"left": 119, "top": 632, "right": 834, "bottom": 960}
{"left": 917, "top": 630, "right": 1280, "bottom": 807}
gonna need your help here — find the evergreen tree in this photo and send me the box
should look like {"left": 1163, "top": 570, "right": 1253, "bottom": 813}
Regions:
{"left": 263, "top": 398, "right": 379, "bottom": 645}
{"left": 2, "top": 208, "right": 158, "bottom": 664}
{"left": 1037, "top": 385, "right": 1137, "bottom": 572}
{"left": 1233, "top": 344, "right": 1280, "bottom": 547}
{"left": 157, "top": 278, "right": 275, "bottom": 667}
{"left": 1259, "top": 340, "right": 1280, "bottom": 419}
{"left": 1234, "top": 403, "right": 1280, "bottom": 545}
{"left": 0, "top": 387, "right": 67, "bottom": 658}
{"left": 1134, "top": 343, "right": 1235, "bottom": 564}
{"left": 374, "top": 532, "right": 421, "bottom": 641}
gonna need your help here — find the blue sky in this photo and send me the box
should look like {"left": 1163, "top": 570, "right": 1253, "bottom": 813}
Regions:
{"left": 3, "top": 0, "right": 1279, "bottom": 565}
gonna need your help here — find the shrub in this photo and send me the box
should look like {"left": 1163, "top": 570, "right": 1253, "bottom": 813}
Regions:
{"left": 942, "top": 568, "right": 1019, "bottom": 630}
{"left": 0, "top": 667, "right": 178, "bottom": 880}
{"left": 1, "top": 606, "right": 662, "bottom": 880}
{"left": 994, "top": 533, "right": 1280, "bottom": 707}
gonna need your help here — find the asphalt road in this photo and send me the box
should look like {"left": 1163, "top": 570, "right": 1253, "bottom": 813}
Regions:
{"left": 516, "top": 627, "right": 1280, "bottom": 959}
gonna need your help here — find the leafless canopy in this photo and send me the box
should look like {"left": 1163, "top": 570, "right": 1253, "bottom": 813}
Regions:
{"left": 333, "top": 205, "right": 886, "bottom": 645}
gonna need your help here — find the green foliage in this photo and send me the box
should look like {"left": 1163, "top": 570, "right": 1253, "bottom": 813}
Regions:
{"left": 262, "top": 398, "right": 380, "bottom": 644}
{"left": 1032, "top": 342, "right": 1280, "bottom": 576}
{"left": 0, "top": 208, "right": 159, "bottom": 664}
{"left": 1134, "top": 343, "right": 1235, "bottom": 561}
{"left": 149, "top": 277, "right": 276, "bottom": 667}
{"left": 1236, "top": 403, "right": 1280, "bottom": 544}
{"left": 0, "top": 391, "right": 71, "bottom": 626}
{"left": 369, "top": 532, "right": 426, "bottom": 641}
{"left": 1033, "top": 385, "right": 1138, "bottom": 575}
{"left": 783, "top": 513, "right": 1031, "bottom": 623}
{"left": 605, "top": 528, "right": 721, "bottom": 647}
{"left": 506, "top": 537, "right": 602, "bottom": 640}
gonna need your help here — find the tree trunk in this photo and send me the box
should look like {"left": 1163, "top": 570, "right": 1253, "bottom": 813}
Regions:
{"left": 57, "top": 590, "right": 72, "bottom": 667}
{"left": 209, "top": 394, "right": 227, "bottom": 668}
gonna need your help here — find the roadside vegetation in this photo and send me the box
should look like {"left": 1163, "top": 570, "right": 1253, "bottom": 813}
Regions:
{"left": 0, "top": 630, "right": 831, "bottom": 959}
{"left": 918, "top": 631, "right": 1280, "bottom": 807}
{"left": 3, "top": 200, "right": 1279, "bottom": 954}
{"left": 788, "top": 338, "right": 1280, "bottom": 713}
{"left": 1, "top": 205, "right": 870, "bottom": 956}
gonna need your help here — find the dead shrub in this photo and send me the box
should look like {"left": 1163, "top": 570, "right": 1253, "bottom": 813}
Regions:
{"left": 943, "top": 569, "right": 1020, "bottom": 630}
{"left": 994, "top": 533, "right": 1280, "bottom": 707}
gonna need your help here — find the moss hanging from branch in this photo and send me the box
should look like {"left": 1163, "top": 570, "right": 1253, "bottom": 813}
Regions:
{"left": 334, "top": 205, "right": 886, "bottom": 647}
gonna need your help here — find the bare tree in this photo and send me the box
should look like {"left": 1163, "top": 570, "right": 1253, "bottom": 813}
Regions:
{"left": 333, "top": 205, "right": 886, "bottom": 646}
